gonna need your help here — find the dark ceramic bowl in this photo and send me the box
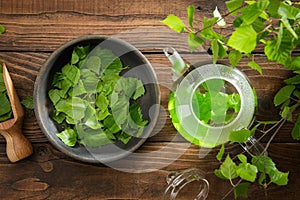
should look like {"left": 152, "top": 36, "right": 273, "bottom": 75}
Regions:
{"left": 34, "top": 35, "right": 160, "bottom": 163}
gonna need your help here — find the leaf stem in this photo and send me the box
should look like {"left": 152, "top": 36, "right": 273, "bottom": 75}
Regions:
{"left": 256, "top": 117, "right": 286, "bottom": 144}
{"left": 222, "top": 178, "right": 243, "bottom": 200}
{"left": 195, "top": 3, "right": 246, "bottom": 35}
{"left": 261, "top": 118, "right": 286, "bottom": 156}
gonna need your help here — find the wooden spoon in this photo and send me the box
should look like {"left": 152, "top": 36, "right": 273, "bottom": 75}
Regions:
{"left": 0, "top": 63, "right": 33, "bottom": 162}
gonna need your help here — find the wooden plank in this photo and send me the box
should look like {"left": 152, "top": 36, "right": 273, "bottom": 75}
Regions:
{"left": 0, "top": 0, "right": 228, "bottom": 52}
{"left": 0, "top": 143, "right": 299, "bottom": 199}
{"left": 0, "top": 0, "right": 204, "bottom": 15}
{"left": 1, "top": 0, "right": 298, "bottom": 54}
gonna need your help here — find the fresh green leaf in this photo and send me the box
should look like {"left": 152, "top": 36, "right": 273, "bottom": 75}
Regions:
{"left": 275, "top": 22, "right": 283, "bottom": 52}
{"left": 227, "top": 93, "right": 241, "bottom": 113}
{"left": 0, "top": 92, "right": 12, "bottom": 117}
{"left": 210, "top": 92, "right": 228, "bottom": 124}
{"left": 278, "top": 2, "right": 300, "bottom": 20}
{"left": 48, "top": 89, "right": 61, "bottom": 105}
{"left": 161, "top": 14, "right": 186, "bottom": 33}
{"left": 129, "top": 103, "right": 148, "bottom": 130}
{"left": 252, "top": 156, "right": 275, "bottom": 173}
{"left": 188, "top": 33, "right": 204, "bottom": 52}
{"left": 229, "top": 129, "right": 252, "bottom": 143}
{"left": 192, "top": 79, "right": 241, "bottom": 126}
{"left": 187, "top": 5, "right": 195, "bottom": 28}
{"left": 280, "top": 105, "right": 291, "bottom": 119}
{"left": 288, "top": 57, "right": 300, "bottom": 71}
{"left": 293, "top": 90, "right": 300, "bottom": 99}
{"left": 203, "top": 78, "right": 225, "bottom": 93}
{"left": 214, "top": 169, "right": 227, "bottom": 180}
{"left": 220, "top": 154, "right": 238, "bottom": 180}
{"left": 71, "top": 80, "right": 87, "bottom": 96}
{"left": 269, "top": 170, "right": 289, "bottom": 186}
{"left": 241, "top": 0, "right": 269, "bottom": 25}
{"left": 192, "top": 91, "right": 212, "bottom": 124}
{"left": 0, "top": 76, "right": 5, "bottom": 94}
{"left": 98, "top": 48, "right": 118, "bottom": 69}
{"left": 237, "top": 163, "right": 258, "bottom": 182}
{"left": 252, "top": 18, "right": 265, "bottom": 33}
{"left": 110, "top": 95, "right": 129, "bottom": 126}
{"left": 81, "top": 69, "right": 99, "bottom": 93}
{"left": 96, "top": 107, "right": 110, "bottom": 121}
{"left": 52, "top": 111, "right": 66, "bottom": 124}
{"left": 74, "top": 45, "right": 90, "bottom": 60}
{"left": 114, "top": 77, "right": 145, "bottom": 99}
{"left": 211, "top": 39, "right": 219, "bottom": 64}
{"left": 284, "top": 74, "right": 300, "bottom": 85}
{"left": 248, "top": 61, "right": 263, "bottom": 75}
{"left": 291, "top": 115, "right": 300, "bottom": 140}
{"left": 0, "top": 67, "right": 12, "bottom": 122}
{"left": 216, "top": 144, "right": 225, "bottom": 161}
{"left": 96, "top": 93, "right": 109, "bottom": 111}
{"left": 54, "top": 98, "right": 86, "bottom": 122}
{"left": 281, "top": 17, "right": 298, "bottom": 39}
{"left": 217, "top": 40, "right": 228, "bottom": 59}
{"left": 83, "top": 104, "right": 102, "bottom": 130}
{"left": 200, "top": 17, "right": 222, "bottom": 40}
{"left": 102, "top": 55, "right": 124, "bottom": 76}
{"left": 229, "top": 50, "right": 242, "bottom": 67}
{"left": 104, "top": 115, "right": 121, "bottom": 134}
{"left": 132, "top": 79, "right": 146, "bottom": 100}
{"left": 0, "top": 24, "right": 5, "bottom": 34}
{"left": 225, "top": 0, "right": 243, "bottom": 16}
{"left": 258, "top": 173, "right": 266, "bottom": 186}
{"left": 264, "top": 36, "right": 294, "bottom": 65}
{"left": 118, "top": 131, "right": 132, "bottom": 144}
{"left": 86, "top": 56, "right": 102, "bottom": 74}
{"left": 0, "top": 110, "right": 12, "bottom": 121}
{"left": 237, "top": 154, "right": 247, "bottom": 164}
{"left": 228, "top": 25, "right": 257, "bottom": 54}
{"left": 267, "top": 0, "right": 280, "bottom": 18}
{"left": 233, "top": 16, "right": 243, "bottom": 27}
{"left": 62, "top": 64, "right": 80, "bottom": 84}
{"left": 273, "top": 85, "right": 295, "bottom": 106}
{"left": 71, "top": 49, "right": 79, "bottom": 64}
{"left": 21, "top": 96, "right": 34, "bottom": 110}
{"left": 80, "top": 128, "right": 112, "bottom": 147}
{"left": 56, "top": 128, "right": 78, "bottom": 147}
{"left": 253, "top": 155, "right": 289, "bottom": 186}
{"left": 234, "top": 182, "right": 250, "bottom": 199}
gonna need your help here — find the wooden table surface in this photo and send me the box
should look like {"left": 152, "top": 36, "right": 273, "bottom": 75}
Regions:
{"left": 0, "top": 0, "right": 300, "bottom": 199}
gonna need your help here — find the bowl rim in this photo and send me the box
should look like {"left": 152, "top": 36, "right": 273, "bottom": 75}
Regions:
{"left": 33, "top": 34, "right": 161, "bottom": 163}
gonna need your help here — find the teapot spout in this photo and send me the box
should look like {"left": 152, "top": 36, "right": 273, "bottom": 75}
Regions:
{"left": 163, "top": 47, "right": 188, "bottom": 81}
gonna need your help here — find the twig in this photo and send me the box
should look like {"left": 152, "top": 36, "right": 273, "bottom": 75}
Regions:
{"left": 261, "top": 118, "right": 286, "bottom": 156}
{"left": 256, "top": 118, "right": 286, "bottom": 144}
{"left": 194, "top": 3, "right": 247, "bottom": 35}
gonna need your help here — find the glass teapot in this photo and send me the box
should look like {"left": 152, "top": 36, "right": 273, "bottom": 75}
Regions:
{"left": 162, "top": 48, "right": 268, "bottom": 200}
{"left": 164, "top": 47, "right": 256, "bottom": 148}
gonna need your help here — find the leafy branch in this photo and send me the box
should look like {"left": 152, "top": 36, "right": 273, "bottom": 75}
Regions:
{"left": 162, "top": 0, "right": 300, "bottom": 198}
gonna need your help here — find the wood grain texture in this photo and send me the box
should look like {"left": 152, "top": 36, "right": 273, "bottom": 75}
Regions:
{"left": 0, "top": 0, "right": 300, "bottom": 199}
{"left": 0, "top": 143, "right": 300, "bottom": 199}
{"left": 0, "top": 0, "right": 227, "bottom": 52}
